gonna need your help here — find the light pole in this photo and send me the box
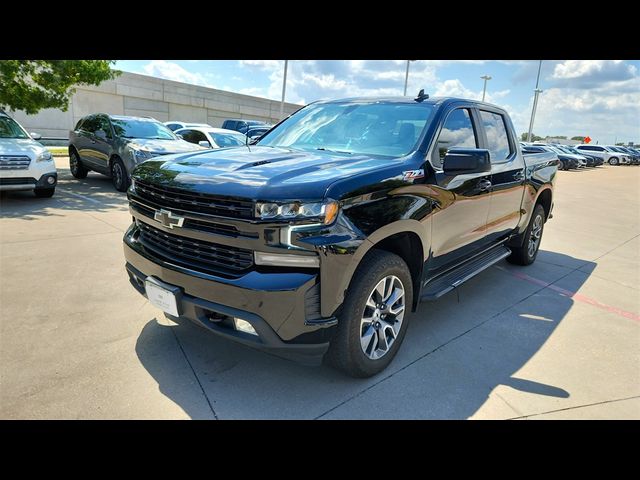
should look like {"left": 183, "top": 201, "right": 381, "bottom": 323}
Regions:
{"left": 480, "top": 75, "right": 492, "bottom": 101}
{"left": 527, "top": 60, "right": 543, "bottom": 142}
{"left": 403, "top": 60, "right": 415, "bottom": 96}
{"left": 280, "top": 59, "right": 288, "bottom": 119}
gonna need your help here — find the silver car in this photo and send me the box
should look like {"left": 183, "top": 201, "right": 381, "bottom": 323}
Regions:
{"left": 68, "top": 114, "right": 204, "bottom": 191}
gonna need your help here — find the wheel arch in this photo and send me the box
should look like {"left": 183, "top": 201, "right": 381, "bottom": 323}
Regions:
{"left": 325, "top": 220, "right": 428, "bottom": 316}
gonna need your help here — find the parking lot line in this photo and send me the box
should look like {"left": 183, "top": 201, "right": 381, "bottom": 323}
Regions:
{"left": 57, "top": 188, "right": 103, "bottom": 205}
{"left": 499, "top": 267, "right": 640, "bottom": 323}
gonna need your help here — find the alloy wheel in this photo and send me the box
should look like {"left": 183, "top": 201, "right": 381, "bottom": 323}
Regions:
{"left": 360, "top": 275, "right": 406, "bottom": 360}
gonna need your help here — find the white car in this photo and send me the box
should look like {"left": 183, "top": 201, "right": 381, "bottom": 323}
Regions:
{"left": 575, "top": 144, "right": 631, "bottom": 166}
{"left": 174, "top": 127, "right": 249, "bottom": 149}
{"left": 0, "top": 111, "right": 57, "bottom": 197}
{"left": 164, "top": 121, "right": 212, "bottom": 132}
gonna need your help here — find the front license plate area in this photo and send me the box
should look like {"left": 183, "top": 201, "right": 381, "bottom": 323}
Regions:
{"left": 145, "top": 277, "right": 181, "bottom": 317}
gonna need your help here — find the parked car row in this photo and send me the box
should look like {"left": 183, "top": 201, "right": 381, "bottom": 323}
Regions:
{"left": 522, "top": 141, "right": 640, "bottom": 169}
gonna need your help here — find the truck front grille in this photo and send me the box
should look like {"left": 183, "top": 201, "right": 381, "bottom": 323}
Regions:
{"left": 135, "top": 179, "right": 254, "bottom": 219}
{"left": 137, "top": 221, "right": 254, "bottom": 275}
{"left": 0, "top": 155, "right": 31, "bottom": 170}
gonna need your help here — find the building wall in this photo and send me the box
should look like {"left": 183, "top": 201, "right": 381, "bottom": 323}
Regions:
{"left": 11, "top": 71, "right": 301, "bottom": 138}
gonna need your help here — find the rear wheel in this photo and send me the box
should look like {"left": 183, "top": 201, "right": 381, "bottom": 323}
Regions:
{"left": 507, "top": 204, "right": 545, "bottom": 266}
{"left": 69, "top": 149, "right": 89, "bottom": 179}
{"left": 557, "top": 160, "right": 565, "bottom": 171}
{"left": 609, "top": 157, "right": 619, "bottom": 166}
{"left": 111, "top": 157, "right": 129, "bottom": 192}
{"left": 325, "top": 251, "right": 413, "bottom": 378}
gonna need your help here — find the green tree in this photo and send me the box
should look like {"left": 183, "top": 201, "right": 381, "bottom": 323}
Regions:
{"left": 520, "top": 132, "right": 544, "bottom": 142}
{"left": 0, "top": 60, "right": 119, "bottom": 114}
{"left": 552, "top": 135, "right": 567, "bottom": 139}
{"left": 571, "top": 136, "right": 585, "bottom": 141}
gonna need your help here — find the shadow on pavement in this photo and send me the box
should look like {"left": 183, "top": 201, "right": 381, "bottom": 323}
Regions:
{"left": 0, "top": 165, "right": 128, "bottom": 220}
{"left": 135, "top": 251, "right": 595, "bottom": 419}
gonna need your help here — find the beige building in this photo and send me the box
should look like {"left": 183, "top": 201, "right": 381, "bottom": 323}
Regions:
{"left": 11, "top": 71, "right": 301, "bottom": 138}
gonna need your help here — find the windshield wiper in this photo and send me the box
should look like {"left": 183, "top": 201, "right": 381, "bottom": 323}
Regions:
{"left": 316, "top": 147, "right": 352, "bottom": 155}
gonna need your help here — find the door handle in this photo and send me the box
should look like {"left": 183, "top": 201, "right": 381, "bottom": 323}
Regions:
{"left": 90, "top": 139, "right": 96, "bottom": 144}
{"left": 478, "top": 179, "right": 492, "bottom": 192}
{"left": 513, "top": 170, "right": 525, "bottom": 181}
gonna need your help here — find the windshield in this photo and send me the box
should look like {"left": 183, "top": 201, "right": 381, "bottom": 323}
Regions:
{"left": 259, "top": 101, "right": 436, "bottom": 157}
{"left": 210, "top": 132, "right": 247, "bottom": 147}
{"left": 0, "top": 116, "right": 29, "bottom": 139}
{"left": 111, "top": 119, "right": 177, "bottom": 140}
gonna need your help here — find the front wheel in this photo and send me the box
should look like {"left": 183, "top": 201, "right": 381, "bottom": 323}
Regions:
{"left": 609, "top": 157, "right": 619, "bottom": 166}
{"left": 507, "top": 204, "right": 545, "bottom": 266}
{"left": 111, "top": 157, "right": 129, "bottom": 192}
{"left": 325, "top": 251, "right": 413, "bottom": 378}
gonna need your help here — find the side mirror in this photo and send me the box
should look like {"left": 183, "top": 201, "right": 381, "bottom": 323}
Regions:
{"left": 95, "top": 129, "right": 107, "bottom": 140}
{"left": 198, "top": 140, "right": 211, "bottom": 148}
{"left": 30, "top": 132, "right": 42, "bottom": 140}
{"left": 443, "top": 148, "right": 491, "bottom": 175}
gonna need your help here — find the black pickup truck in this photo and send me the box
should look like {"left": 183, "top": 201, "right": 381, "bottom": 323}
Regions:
{"left": 123, "top": 94, "right": 558, "bottom": 377}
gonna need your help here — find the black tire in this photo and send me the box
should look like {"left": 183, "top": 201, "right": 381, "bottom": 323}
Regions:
{"left": 507, "top": 204, "right": 545, "bottom": 266}
{"left": 69, "top": 149, "right": 89, "bottom": 179}
{"left": 34, "top": 187, "right": 55, "bottom": 198}
{"left": 325, "top": 250, "right": 413, "bottom": 378}
{"left": 557, "top": 160, "right": 564, "bottom": 171}
{"left": 111, "top": 157, "right": 129, "bottom": 192}
{"left": 609, "top": 157, "right": 619, "bottom": 166}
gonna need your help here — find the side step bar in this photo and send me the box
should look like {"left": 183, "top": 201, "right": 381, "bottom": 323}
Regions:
{"left": 420, "top": 245, "right": 511, "bottom": 301}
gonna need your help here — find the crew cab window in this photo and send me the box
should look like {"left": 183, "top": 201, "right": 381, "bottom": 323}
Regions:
{"left": 166, "top": 123, "right": 181, "bottom": 131}
{"left": 431, "top": 108, "right": 477, "bottom": 168}
{"left": 479, "top": 110, "right": 512, "bottom": 162}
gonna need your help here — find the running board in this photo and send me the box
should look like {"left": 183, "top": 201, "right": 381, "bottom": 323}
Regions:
{"left": 420, "top": 245, "right": 511, "bottom": 301}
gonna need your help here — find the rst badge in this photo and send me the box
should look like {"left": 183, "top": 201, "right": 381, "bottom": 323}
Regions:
{"left": 402, "top": 169, "right": 424, "bottom": 181}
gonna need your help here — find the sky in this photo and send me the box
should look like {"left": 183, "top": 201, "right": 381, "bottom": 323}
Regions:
{"left": 114, "top": 60, "right": 640, "bottom": 145}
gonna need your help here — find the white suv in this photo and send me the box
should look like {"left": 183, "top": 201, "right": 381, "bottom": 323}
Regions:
{"left": 575, "top": 144, "right": 631, "bottom": 166}
{"left": 0, "top": 111, "right": 57, "bottom": 197}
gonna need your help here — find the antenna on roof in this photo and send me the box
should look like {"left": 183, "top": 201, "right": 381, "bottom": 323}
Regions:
{"left": 414, "top": 89, "right": 429, "bottom": 103}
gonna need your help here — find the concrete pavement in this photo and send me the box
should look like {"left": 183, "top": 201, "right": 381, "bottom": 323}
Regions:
{"left": 1, "top": 158, "right": 638, "bottom": 419}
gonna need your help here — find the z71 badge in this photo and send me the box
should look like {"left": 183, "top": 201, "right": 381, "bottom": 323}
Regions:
{"left": 402, "top": 169, "right": 425, "bottom": 181}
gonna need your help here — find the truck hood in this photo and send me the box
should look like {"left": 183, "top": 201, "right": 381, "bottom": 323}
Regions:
{"left": 130, "top": 138, "right": 203, "bottom": 154}
{"left": 132, "top": 145, "right": 394, "bottom": 200}
{"left": 0, "top": 138, "right": 47, "bottom": 158}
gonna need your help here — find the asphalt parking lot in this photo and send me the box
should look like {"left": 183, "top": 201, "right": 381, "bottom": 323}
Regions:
{"left": 1, "top": 158, "right": 639, "bottom": 419}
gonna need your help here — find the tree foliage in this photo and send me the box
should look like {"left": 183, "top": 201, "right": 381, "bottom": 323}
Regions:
{"left": 571, "top": 136, "right": 585, "bottom": 141}
{"left": 520, "top": 132, "right": 544, "bottom": 142}
{"left": 0, "top": 60, "right": 119, "bottom": 114}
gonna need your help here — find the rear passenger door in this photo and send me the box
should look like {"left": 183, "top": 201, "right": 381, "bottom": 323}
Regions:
{"left": 479, "top": 109, "right": 526, "bottom": 244}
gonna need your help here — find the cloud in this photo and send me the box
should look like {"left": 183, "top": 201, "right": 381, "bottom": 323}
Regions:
{"left": 142, "top": 60, "right": 212, "bottom": 87}
{"left": 433, "top": 79, "right": 510, "bottom": 103}
{"left": 549, "top": 60, "right": 637, "bottom": 88}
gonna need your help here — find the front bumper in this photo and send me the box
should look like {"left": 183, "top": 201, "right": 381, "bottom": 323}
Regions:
{"left": 0, "top": 172, "right": 57, "bottom": 191}
{"left": 123, "top": 225, "right": 336, "bottom": 365}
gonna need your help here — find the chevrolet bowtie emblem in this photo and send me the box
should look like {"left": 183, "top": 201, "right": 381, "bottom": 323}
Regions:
{"left": 154, "top": 209, "right": 185, "bottom": 229}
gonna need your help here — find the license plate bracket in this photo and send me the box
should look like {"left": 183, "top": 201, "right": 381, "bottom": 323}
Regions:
{"left": 145, "top": 276, "right": 182, "bottom": 317}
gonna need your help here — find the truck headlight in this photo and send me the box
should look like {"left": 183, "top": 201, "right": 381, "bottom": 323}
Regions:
{"left": 36, "top": 150, "right": 53, "bottom": 162}
{"left": 255, "top": 200, "right": 339, "bottom": 225}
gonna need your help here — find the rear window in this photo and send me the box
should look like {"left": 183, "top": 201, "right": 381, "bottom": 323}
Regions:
{"left": 479, "top": 110, "right": 512, "bottom": 162}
